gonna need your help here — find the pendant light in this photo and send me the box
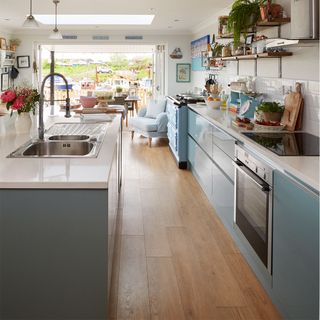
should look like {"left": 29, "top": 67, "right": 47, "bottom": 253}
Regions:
{"left": 23, "top": 0, "right": 39, "bottom": 28}
{"left": 49, "top": 0, "right": 63, "bottom": 40}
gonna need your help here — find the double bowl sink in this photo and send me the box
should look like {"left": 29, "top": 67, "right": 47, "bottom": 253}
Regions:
{"left": 8, "top": 123, "right": 109, "bottom": 158}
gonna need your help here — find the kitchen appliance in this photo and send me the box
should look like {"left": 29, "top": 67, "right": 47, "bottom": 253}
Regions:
{"left": 290, "top": 0, "right": 319, "bottom": 40}
{"left": 233, "top": 144, "right": 274, "bottom": 273}
{"left": 174, "top": 93, "right": 205, "bottom": 105}
{"left": 242, "top": 132, "right": 320, "bottom": 156}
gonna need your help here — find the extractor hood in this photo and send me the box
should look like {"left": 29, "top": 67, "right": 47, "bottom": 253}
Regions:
{"left": 290, "top": 0, "right": 319, "bottom": 39}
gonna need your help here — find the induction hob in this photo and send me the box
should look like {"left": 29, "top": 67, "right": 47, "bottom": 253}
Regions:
{"left": 242, "top": 132, "right": 320, "bottom": 156}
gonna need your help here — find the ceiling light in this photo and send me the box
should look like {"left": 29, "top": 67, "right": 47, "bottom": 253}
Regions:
{"left": 35, "top": 15, "right": 155, "bottom": 25}
{"left": 23, "top": 0, "right": 39, "bottom": 28}
{"left": 49, "top": 0, "right": 63, "bottom": 40}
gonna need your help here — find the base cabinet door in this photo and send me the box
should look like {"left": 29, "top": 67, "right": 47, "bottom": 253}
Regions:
{"left": 212, "top": 163, "right": 234, "bottom": 232}
{"left": 273, "top": 170, "right": 319, "bottom": 320}
{"left": 188, "top": 136, "right": 212, "bottom": 199}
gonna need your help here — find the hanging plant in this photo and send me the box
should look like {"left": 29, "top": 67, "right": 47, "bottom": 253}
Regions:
{"left": 227, "top": 0, "right": 266, "bottom": 47}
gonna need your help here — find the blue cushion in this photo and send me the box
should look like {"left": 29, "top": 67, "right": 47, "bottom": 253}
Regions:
{"left": 129, "top": 117, "right": 158, "bottom": 132}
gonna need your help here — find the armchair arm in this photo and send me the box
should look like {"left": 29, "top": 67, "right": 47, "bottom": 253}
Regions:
{"left": 156, "top": 112, "right": 168, "bottom": 132}
{"left": 138, "top": 107, "right": 147, "bottom": 117}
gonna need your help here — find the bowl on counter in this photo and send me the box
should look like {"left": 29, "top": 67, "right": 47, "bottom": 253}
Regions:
{"left": 80, "top": 96, "right": 97, "bottom": 108}
{"left": 205, "top": 97, "right": 222, "bottom": 109}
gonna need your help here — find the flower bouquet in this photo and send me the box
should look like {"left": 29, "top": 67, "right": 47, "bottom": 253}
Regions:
{"left": 1, "top": 87, "right": 40, "bottom": 116}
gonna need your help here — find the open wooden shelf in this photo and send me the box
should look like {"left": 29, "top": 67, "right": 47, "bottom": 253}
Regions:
{"left": 212, "top": 51, "right": 292, "bottom": 61}
{"left": 257, "top": 17, "right": 291, "bottom": 26}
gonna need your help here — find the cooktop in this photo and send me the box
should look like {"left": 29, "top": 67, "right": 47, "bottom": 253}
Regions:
{"left": 242, "top": 132, "right": 320, "bottom": 156}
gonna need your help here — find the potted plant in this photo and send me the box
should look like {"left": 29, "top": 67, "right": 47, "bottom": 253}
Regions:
{"left": 227, "top": 0, "right": 266, "bottom": 47}
{"left": 260, "top": 0, "right": 283, "bottom": 20}
{"left": 256, "top": 101, "right": 284, "bottom": 122}
{"left": 9, "top": 38, "right": 21, "bottom": 52}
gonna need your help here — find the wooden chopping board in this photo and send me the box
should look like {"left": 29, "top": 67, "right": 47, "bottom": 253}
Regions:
{"left": 281, "top": 83, "right": 304, "bottom": 131}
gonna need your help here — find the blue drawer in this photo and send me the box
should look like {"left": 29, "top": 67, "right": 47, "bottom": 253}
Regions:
{"left": 212, "top": 126, "right": 235, "bottom": 159}
{"left": 188, "top": 110, "right": 213, "bottom": 158}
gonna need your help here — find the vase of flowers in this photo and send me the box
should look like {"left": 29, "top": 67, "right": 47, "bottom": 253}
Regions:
{"left": 1, "top": 87, "right": 40, "bottom": 133}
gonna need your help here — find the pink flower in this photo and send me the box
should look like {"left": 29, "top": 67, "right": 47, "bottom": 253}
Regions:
{"left": 1, "top": 90, "right": 16, "bottom": 103}
{"left": 11, "top": 96, "right": 25, "bottom": 110}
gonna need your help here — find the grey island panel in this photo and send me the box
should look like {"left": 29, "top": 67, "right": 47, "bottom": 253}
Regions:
{"left": 0, "top": 189, "right": 108, "bottom": 320}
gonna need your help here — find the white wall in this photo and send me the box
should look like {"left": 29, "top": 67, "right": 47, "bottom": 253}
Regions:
{"left": 190, "top": 1, "right": 320, "bottom": 136}
{"left": 6, "top": 32, "right": 193, "bottom": 96}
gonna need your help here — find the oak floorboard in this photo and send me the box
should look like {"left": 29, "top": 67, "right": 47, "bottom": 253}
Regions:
{"left": 117, "top": 235, "right": 150, "bottom": 320}
{"left": 147, "top": 257, "right": 185, "bottom": 320}
{"left": 111, "top": 131, "right": 281, "bottom": 320}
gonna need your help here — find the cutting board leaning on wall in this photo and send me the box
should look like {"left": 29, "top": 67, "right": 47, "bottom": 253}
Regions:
{"left": 281, "top": 82, "right": 304, "bottom": 131}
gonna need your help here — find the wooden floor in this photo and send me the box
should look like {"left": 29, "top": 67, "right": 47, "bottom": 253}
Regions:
{"left": 108, "top": 131, "right": 282, "bottom": 320}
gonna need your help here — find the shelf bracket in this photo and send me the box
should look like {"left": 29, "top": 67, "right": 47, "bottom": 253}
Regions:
{"left": 278, "top": 57, "right": 282, "bottom": 78}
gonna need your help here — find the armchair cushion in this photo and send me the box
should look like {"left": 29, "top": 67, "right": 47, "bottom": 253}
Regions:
{"left": 129, "top": 117, "right": 158, "bottom": 132}
{"left": 156, "top": 112, "right": 168, "bottom": 133}
{"left": 138, "top": 107, "right": 147, "bottom": 117}
{"left": 145, "top": 98, "right": 166, "bottom": 119}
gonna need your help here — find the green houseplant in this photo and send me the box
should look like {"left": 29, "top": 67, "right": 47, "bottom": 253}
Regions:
{"left": 227, "top": 0, "right": 266, "bottom": 47}
{"left": 256, "top": 101, "right": 284, "bottom": 122}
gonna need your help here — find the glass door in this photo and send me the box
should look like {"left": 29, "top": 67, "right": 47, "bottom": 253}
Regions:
{"left": 234, "top": 161, "right": 271, "bottom": 268}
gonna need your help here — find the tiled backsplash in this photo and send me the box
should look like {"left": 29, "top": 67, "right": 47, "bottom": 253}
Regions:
{"left": 194, "top": 72, "right": 320, "bottom": 136}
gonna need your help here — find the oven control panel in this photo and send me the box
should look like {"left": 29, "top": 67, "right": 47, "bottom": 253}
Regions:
{"left": 235, "top": 145, "right": 273, "bottom": 185}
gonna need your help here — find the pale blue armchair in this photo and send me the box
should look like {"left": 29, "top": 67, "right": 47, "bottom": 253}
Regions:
{"left": 129, "top": 99, "right": 168, "bottom": 147}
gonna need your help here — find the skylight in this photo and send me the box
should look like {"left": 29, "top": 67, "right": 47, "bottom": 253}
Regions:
{"left": 34, "top": 14, "right": 155, "bottom": 25}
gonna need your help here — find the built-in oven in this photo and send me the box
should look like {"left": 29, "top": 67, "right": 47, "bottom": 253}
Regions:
{"left": 233, "top": 145, "right": 274, "bottom": 274}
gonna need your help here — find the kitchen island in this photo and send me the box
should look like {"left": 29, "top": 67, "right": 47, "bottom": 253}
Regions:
{"left": 0, "top": 113, "right": 122, "bottom": 320}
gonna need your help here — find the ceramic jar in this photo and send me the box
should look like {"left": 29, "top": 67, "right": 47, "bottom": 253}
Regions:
{"left": 15, "top": 112, "right": 32, "bottom": 133}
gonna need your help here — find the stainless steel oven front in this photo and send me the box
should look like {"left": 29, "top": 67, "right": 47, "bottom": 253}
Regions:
{"left": 233, "top": 145, "right": 273, "bottom": 274}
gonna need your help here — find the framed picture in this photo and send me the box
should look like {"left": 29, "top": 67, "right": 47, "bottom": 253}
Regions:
{"left": 245, "top": 34, "right": 254, "bottom": 45}
{"left": 17, "top": 55, "right": 30, "bottom": 68}
{"left": 176, "top": 63, "right": 191, "bottom": 83}
{"left": 191, "top": 34, "right": 210, "bottom": 71}
{"left": 0, "top": 38, "right": 6, "bottom": 50}
{"left": 1, "top": 73, "right": 9, "bottom": 91}
{"left": 201, "top": 51, "right": 209, "bottom": 67}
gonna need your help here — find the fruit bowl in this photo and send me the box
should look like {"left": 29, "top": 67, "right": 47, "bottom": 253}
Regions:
{"left": 80, "top": 96, "right": 97, "bottom": 108}
{"left": 205, "top": 97, "right": 221, "bottom": 109}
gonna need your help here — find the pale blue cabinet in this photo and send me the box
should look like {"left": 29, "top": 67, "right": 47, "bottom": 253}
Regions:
{"left": 188, "top": 136, "right": 212, "bottom": 200}
{"left": 273, "top": 170, "right": 319, "bottom": 320}
{"left": 187, "top": 109, "right": 235, "bottom": 231}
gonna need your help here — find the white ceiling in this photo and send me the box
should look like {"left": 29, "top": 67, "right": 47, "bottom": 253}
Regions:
{"left": 0, "top": 0, "right": 232, "bottom": 34}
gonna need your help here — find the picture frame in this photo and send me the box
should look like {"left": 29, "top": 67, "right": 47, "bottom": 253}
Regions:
{"left": 201, "top": 51, "right": 209, "bottom": 67}
{"left": 0, "top": 38, "right": 7, "bottom": 50}
{"left": 1, "top": 73, "right": 9, "bottom": 91}
{"left": 176, "top": 63, "right": 191, "bottom": 83}
{"left": 245, "top": 34, "right": 254, "bottom": 45}
{"left": 17, "top": 55, "right": 30, "bottom": 68}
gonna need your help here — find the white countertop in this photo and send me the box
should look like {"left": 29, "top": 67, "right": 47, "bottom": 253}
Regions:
{"left": 188, "top": 104, "right": 320, "bottom": 191}
{"left": 0, "top": 112, "right": 121, "bottom": 189}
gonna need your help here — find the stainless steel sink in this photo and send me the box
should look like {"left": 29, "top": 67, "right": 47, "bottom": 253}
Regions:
{"left": 8, "top": 140, "right": 99, "bottom": 158}
{"left": 23, "top": 141, "right": 94, "bottom": 157}
{"left": 8, "top": 122, "right": 109, "bottom": 158}
{"left": 48, "top": 135, "right": 90, "bottom": 141}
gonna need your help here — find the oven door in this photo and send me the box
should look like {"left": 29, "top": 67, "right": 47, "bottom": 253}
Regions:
{"left": 233, "top": 160, "right": 272, "bottom": 274}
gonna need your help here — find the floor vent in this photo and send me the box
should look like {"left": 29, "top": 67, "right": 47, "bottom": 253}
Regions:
{"left": 92, "top": 35, "right": 110, "bottom": 40}
{"left": 125, "top": 35, "right": 143, "bottom": 40}
{"left": 62, "top": 35, "right": 78, "bottom": 40}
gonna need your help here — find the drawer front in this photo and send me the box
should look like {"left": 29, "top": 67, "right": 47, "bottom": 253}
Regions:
{"left": 167, "top": 100, "right": 177, "bottom": 128}
{"left": 188, "top": 110, "right": 213, "bottom": 157}
{"left": 212, "top": 125, "right": 235, "bottom": 159}
{"left": 188, "top": 137, "right": 212, "bottom": 199}
{"left": 212, "top": 162, "right": 234, "bottom": 231}
{"left": 168, "top": 123, "right": 177, "bottom": 152}
{"left": 213, "top": 145, "right": 234, "bottom": 181}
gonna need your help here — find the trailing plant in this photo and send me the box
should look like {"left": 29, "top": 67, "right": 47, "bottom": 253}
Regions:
{"left": 256, "top": 101, "right": 284, "bottom": 113}
{"left": 227, "top": 0, "right": 266, "bottom": 47}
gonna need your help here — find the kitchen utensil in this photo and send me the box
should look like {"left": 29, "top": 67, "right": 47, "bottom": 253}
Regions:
{"left": 281, "top": 83, "right": 303, "bottom": 131}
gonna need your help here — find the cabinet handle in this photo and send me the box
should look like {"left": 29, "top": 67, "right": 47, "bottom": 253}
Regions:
{"left": 233, "top": 160, "right": 270, "bottom": 192}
